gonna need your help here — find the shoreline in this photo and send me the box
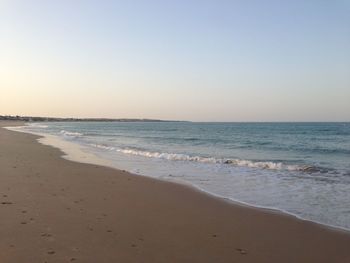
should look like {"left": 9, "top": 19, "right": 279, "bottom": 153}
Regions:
{"left": 6, "top": 123, "right": 350, "bottom": 234}
{"left": 1, "top": 121, "right": 350, "bottom": 262}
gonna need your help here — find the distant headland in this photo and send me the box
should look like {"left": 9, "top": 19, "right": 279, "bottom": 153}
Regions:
{"left": 0, "top": 115, "right": 182, "bottom": 122}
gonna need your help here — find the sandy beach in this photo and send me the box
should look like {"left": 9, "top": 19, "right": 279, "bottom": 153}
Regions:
{"left": 1, "top": 121, "right": 350, "bottom": 263}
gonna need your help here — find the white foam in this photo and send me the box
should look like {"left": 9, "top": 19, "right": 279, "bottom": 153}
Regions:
{"left": 28, "top": 123, "right": 48, "bottom": 128}
{"left": 60, "top": 130, "right": 83, "bottom": 137}
{"left": 89, "top": 146, "right": 305, "bottom": 171}
{"left": 89, "top": 143, "right": 115, "bottom": 151}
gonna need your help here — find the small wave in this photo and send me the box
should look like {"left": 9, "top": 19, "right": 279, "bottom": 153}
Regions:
{"left": 117, "top": 148, "right": 217, "bottom": 163}
{"left": 60, "top": 130, "right": 83, "bottom": 137}
{"left": 89, "top": 143, "right": 115, "bottom": 151}
{"left": 111, "top": 147, "right": 312, "bottom": 172}
{"left": 223, "top": 159, "right": 303, "bottom": 171}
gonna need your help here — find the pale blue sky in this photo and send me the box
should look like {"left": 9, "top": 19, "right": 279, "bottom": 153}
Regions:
{"left": 1, "top": 0, "right": 349, "bottom": 121}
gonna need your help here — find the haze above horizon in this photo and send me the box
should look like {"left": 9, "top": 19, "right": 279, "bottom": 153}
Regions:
{"left": 1, "top": 0, "right": 349, "bottom": 122}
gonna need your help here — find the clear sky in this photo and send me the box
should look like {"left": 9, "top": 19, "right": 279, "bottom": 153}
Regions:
{"left": 1, "top": 0, "right": 349, "bottom": 121}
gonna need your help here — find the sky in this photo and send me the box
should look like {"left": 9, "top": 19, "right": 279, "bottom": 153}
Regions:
{"left": 1, "top": 0, "right": 349, "bottom": 121}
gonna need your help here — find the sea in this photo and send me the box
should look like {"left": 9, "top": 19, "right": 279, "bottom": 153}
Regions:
{"left": 9, "top": 122, "right": 350, "bottom": 230}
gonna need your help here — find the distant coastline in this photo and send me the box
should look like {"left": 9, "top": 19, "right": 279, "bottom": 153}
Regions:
{"left": 0, "top": 115, "right": 183, "bottom": 122}
{"left": 2, "top": 115, "right": 348, "bottom": 123}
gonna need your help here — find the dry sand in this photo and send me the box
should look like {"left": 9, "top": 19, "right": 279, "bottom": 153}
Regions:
{"left": 1, "top": 121, "right": 350, "bottom": 263}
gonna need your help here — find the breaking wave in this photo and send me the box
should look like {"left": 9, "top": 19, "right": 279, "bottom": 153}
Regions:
{"left": 89, "top": 144, "right": 317, "bottom": 172}
{"left": 60, "top": 130, "right": 83, "bottom": 137}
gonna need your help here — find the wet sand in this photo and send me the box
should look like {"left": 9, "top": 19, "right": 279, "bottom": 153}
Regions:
{"left": 1, "top": 121, "right": 350, "bottom": 263}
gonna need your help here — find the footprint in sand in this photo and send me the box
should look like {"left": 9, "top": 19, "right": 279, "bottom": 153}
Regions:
{"left": 236, "top": 248, "right": 247, "bottom": 255}
{"left": 1, "top": 201, "right": 13, "bottom": 205}
{"left": 47, "top": 250, "right": 55, "bottom": 255}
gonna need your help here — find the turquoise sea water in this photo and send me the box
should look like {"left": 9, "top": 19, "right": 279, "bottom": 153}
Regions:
{"left": 16, "top": 122, "right": 350, "bottom": 230}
